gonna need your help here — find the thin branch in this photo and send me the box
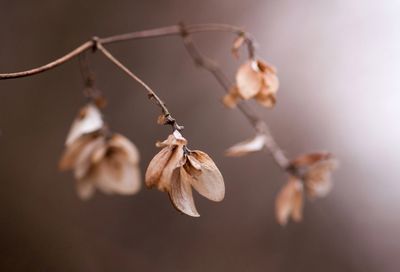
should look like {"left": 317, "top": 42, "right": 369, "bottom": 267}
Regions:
{"left": 0, "top": 22, "right": 290, "bottom": 171}
{"left": 0, "top": 41, "right": 94, "bottom": 79}
{"left": 0, "top": 24, "right": 249, "bottom": 80}
{"left": 179, "top": 26, "right": 291, "bottom": 171}
{"left": 95, "top": 41, "right": 182, "bottom": 131}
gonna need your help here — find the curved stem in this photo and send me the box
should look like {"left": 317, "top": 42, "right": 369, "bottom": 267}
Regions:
{"left": 179, "top": 28, "right": 290, "bottom": 171}
{"left": 0, "top": 41, "right": 94, "bottom": 79}
{"left": 0, "top": 23, "right": 251, "bottom": 80}
{"left": 96, "top": 42, "right": 182, "bottom": 131}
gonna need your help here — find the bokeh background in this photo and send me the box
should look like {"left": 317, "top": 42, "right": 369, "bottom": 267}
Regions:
{"left": 1, "top": 0, "right": 399, "bottom": 271}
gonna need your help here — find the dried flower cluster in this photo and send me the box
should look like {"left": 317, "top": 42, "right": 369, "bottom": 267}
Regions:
{"left": 58, "top": 101, "right": 224, "bottom": 217}
{"left": 275, "top": 152, "right": 337, "bottom": 225}
{"left": 223, "top": 60, "right": 279, "bottom": 108}
{"left": 145, "top": 131, "right": 225, "bottom": 217}
{"left": 0, "top": 23, "right": 337, "bottom": 225}
{"left": 59, "top": 103, "right": 141, "bottom": 199}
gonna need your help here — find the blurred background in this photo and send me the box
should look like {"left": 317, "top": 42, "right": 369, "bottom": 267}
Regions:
{"left": 1, "top": 0, "right": 399, "bottom": 271}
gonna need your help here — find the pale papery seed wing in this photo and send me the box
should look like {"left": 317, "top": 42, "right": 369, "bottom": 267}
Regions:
{"left": 255, "top": 92, "right": 276, "bottom": 108}
{"left": 225, "top": 134, "right": 266, "bottom": 157}
{"left": 263, "top": 72, "right": 279, "bottom": 94}
{"left": 291, "top": 182, "right": 304, "bottom": 222}
{"left": 73, "top": 135, "right": 106, "bottom": 179}
{"left": 187, "top": 155, "right": 202, "bottom": 170}
{"left": 256, "top": 60, "right": 277, "bottom": 74}
{"left": 188, "top": 151, "right": 225, "bottom": 202}
{"left": 222, "top": 87, "right": 241, "bottom": 109}
{"left": 305, "top": 160, "right": 336, "bottom": 198}
{"left": 145, "top": 146, "right": 173, "bottom": 189}
{"left": 59, "top": 133, "right": 100, "bottom": 171}
{"left": 90, "top": 152, "right": 141, "bottom": 195}
{"left": 275, "top": 178, "right": 301, "bottom": 226}
{"left": 169, "top": 167, "right": 200, "bottom": 217}
{"left": 108, "top": 134, "right": 140, "bottom": 164}
{"left": 65, "top": 103, "right": 103, "bottom": 146}
{"left": 236, "top": 61, "right": 263, "bottom": 99}
{"left": 157, "top": 146, "right": 185, "bottom": 192}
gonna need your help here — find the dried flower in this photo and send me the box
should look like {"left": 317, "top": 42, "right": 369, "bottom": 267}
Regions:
{"left": 145, "top": 131, "right": 225, "bottom": 217}
{"left": 59, "top": 103, "right": 141, "bottom": 199}
{"left": 223, "top": 60, "right": 279, "bottom": 108}
{"left": 290, "top": 152, "right": 337, "bottom": 198}
{"left": 65, "top": 103, "right": 103, "bottom": 145}
{"left": 225, "top": 133, "right": 267, "bottom": 157}
{"left": 275, "top": 177, "right": 304, "bottom": 226}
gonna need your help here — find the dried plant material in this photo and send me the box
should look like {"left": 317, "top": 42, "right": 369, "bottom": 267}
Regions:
{"left": 65, "top": 103, "right": 103, "bottom": 145}
{"left": 186, "top": 150, "right": 224, "bottom": 202}
{"left": 275, "top": 177, "right": 304, "bottom": 226}
{"left": 231, "top": 60, "right": 279, "bottom": 108}
{"left": 231, "top": 35, "right": 246, "bottom": 59}
{"left": 145, "top": 131, "right": 225, "bottom": 217}
{"left": 290, "top": 152, "right": 337, "bottom": 198}
{"left": 157, "top": 114, "right": 168, "bottom": 125}
{"left": 60, "top": 124, "right": 141, "bottom": 199}
{"left": 222, "top": 87, "right": 241, "bottom": 108}
{"left": 80, "top": 134, "right": 141, "bottom": 197}
{"left": 225, "top": 134, "right": 267, "bottom": 157}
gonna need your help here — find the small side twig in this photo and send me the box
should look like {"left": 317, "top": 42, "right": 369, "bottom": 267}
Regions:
{"left": 94, "top": 41, "right": 182, "bottom": 131}
{"left": 179, "top": 24, "right": 291, "bottom": 172}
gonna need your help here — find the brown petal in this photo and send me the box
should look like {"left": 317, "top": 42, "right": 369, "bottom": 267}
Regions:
{"left": 263, "top": 72, "right": 279, "bottom": 94}
{"left": 145, "top": 146, "right": 173, "bottom": 189}
{"left": 291, "top": 184, "right": 304, "bottom": 222}
{"left": 169, "top": 167, "right": 200, "bottom": 217}
{"left": 59, "top": 132, "right": 102, "bottom": 171}
{"left": 157, "top": 114, "right": 168, "bottom": 125}
{"left": 108, "top": 134, "right": 140, "bottom": 164}
{"left": 275, "top": 178, "right": 303, "bottom": 226}
{"left": 236, "top": 60, "right": 263, "bottom": 99}
{"left": 305, "top": 159, "right": 337, "bottom": 198}
{"left": 86, "top": 152, "right": 142, "bottom": 195}
{"left": 73, "top": 135, "right": 106, "bottom": 179}
{"left": 254, "top": 73, "right": 279, "bottom": 108}
{"left": 225, "top": 134, "right": 266, "bottom": 157}
{"left": 157, "top": 146, "right": 185, "bottom": 192}
{"left": 188, "top": 151, "right": 225, "bottom": 202}
{"left": 256, "top": 60, "right": 277, "bottom": 74}
{"left": 187, "top": 155, "right": 202, "bottom": 170}
{"left": 255, "top": 92, "right": 276, "bottom": 108}
{"left": 65, "top": 103, "right": 103, "bottom": 146}
{"left": 222, "top": 87, "right": 241, "bottom": 108}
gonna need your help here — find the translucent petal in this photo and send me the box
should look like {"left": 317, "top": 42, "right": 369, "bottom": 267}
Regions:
{"left": 225, "top": 134, "right": 266, "bottom": 157}
{"left": 87, "top": 153, "right": 141, "bottom": 195}
{"left": 169, "top": 167, "right": 200, "bottom": 217}
{"left": 188, "top": 151, "right": 225, "bottom": 202}
{"left": 108, "top": 134, "right": 140, "bottom": 164}
{"left": 236, "top": 61, "right": 263, "bottom": 99}
{"left": 59, "top": 133, "right": 102, "bottom": 171}
{"left": 145, "top": 146, "right": 173, "bottom": 189}
{"left": 275, "top": 178, "right": 303, "bottom": 226}
{"left": 65, "top": 103, "right": 103, "bottom": 146}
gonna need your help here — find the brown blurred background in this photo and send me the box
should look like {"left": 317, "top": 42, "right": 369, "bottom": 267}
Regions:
{"left": 1, "top": 0, "right": 399, "bottom": 271}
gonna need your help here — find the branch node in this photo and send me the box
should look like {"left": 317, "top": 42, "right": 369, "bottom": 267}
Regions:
{"left": 91, "top": 36, "right": 100, "bottom": 52}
